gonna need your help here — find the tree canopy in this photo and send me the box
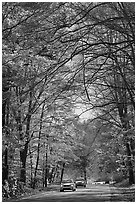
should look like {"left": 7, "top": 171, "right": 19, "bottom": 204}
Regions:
{"left": 2, "top": 2, "right": 135, "bottom": 195}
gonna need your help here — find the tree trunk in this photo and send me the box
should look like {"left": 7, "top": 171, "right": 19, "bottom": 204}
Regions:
{"left": 126, "top": 142, "right": 134, "bottom": 184}
{"left": 29, "top": 146, "right": 33, "bottom": 188}
{"left": 2, "top": 88, "right": 10, "bottom": 181}
{"left": 45, "top": 150, "right": 48, "bottom": 187}
{"left": 2, "top": 102, "right": 6, "bottom": 127}
{"left": 43, "top": 157, "right": 45, "bottom": 187}
{"left": 2, "top": 86, "right": 9, "bottom": 127}
{"left": 60, "top": 162, "right": 65, "bottom": 183}
{"left": 20, "top": 91, "right": 32, "bottom": 183}
{"left": 2, "top": 147, "right": 8, "bottom": 183}
{"left": 33, "top": 102, "right": 45, "bottom": 188}
{"left": 113, "top": 68, "right": 135, "bottom": 185}
{"left": 48, "top": 167, "right": 56, "bottom": 183}
{"left": 52, "top": 166, "right": 58, "bottom": 183}
{"left": 83, "top": 168, "right": 87, "bottom": 182}
{"left": 33, "top": 144, "right": 40, "bottom": 189}
{"left": 20, "top": 141, "right": 29, "bottom": 183}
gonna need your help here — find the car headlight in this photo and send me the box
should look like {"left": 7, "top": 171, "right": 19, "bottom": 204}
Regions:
{"left": 71, "top": 184, "right": 74, "bottom": 187}
{"left": 61, "top": 184, "right": 63, "bottom": 187}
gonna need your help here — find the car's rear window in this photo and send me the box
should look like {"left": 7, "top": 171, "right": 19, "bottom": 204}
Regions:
{"left": 62, "top": 180, "right": 73, "bottom": 183}
{"left": 76, "top": 178, "right": 85, "bottom": 181}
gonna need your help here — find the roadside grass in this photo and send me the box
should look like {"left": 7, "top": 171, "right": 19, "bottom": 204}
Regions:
{"left": 114, "top": 178, "right": 135, "bottom": 188}
{"left": 2, "top": 183, "right": 60, "bottom": 202}
{"left": 111, "top": 179, "right": 135, "bottom": 202}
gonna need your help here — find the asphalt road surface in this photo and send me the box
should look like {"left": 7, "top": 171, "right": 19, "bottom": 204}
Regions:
{"left": 12, "top": 184, "right": 135, "bottom": 202}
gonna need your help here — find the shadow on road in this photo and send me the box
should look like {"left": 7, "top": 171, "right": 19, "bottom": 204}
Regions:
{"left": 4, "top": 184, "right": 135, "bottom": 202}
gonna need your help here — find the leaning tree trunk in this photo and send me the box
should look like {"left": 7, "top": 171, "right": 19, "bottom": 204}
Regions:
{"left": 33, "top": 102, "right": 45, "bottom": 188}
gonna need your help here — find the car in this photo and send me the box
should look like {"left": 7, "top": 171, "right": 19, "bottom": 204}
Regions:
{"left": 75, "top": 178, "right": 86, "bottom": 188}
{"left": 60, "top": 179, "right": 76, "bottom": 192}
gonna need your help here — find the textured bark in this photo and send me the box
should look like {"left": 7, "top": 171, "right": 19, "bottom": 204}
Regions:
{"left": 60, "top": 162, "right": 65, "bottom": 183}
{"left": 83, "top": 168, "right": 87, "bottom": 182}
{"left": 2, "top": 147, "right": 9, "bottom": 183}
{"left": 20, "top": 141, "right": 29, "bottom": 182}
{"left": 2, "top": 102, "right": 6, "bottom": 127}
{"left": 126, "top": 142, "right": 134, "bottom": 184}
{"left": 33, "top": 102, "right": 45, "bottom": 188}
{"left": 113, "top": 66, "right": 135, "bottom": 185}
{"left": 48, "top": 167, "right": 55, "bottom": 183}
{"left": 45, "top": 150, "right": 48, "bottom": 187}
{"left": 20, "top": 91, "right": 32, "bottom": 183}
{"left": 33, "top": 143, "right": 40, "bottom": 189}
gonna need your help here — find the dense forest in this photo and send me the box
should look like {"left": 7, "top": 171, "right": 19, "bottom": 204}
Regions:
{"left": 2, "top": 2, "right": 135, "bottom": 198}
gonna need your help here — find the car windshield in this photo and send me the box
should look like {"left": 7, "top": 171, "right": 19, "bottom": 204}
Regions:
{"left": 62, "top": 180, "right": 73, "bottom": 183}
{"left": 76, "top": 178, "right": 85, "bottom": 181}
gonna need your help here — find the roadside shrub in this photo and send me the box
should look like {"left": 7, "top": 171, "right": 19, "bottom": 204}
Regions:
{"left": 113, "top": 172, "right": 126, "bottom": 183}
{"left": 2, "top": 177, "right": 25, "bottom": 200}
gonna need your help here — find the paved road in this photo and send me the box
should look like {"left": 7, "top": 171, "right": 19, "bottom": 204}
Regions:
{"left": 13, "top": 184, "right": 135, "bottom": 202}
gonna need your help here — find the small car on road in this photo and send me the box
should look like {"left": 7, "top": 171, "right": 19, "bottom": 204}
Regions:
{"left": 75, "top": 178, "right": 86, "bottom": 188}
{"left": 60, "top": 179, "right": 76, "bottom": 192}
